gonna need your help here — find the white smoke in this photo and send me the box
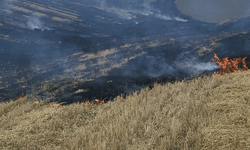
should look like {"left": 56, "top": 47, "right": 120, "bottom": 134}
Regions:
{"left": 141, "top": 1, "right": 188, "bottom": 22}
{"left": 155, "top": 14, "right": 188, "bottom": 22}
{"left": 128, "top": 9, "right": 153, "bottom": 16}
{"left": 155, "top": 14, "right": 172, "bottom": 21}
{"left": 174, "top": 17, "right": 188, "bottom": 22}
{"left": 176, "top": 61, "right": 219, "bottom": 75}
{"left": 27, "top": 16, "right": 52, "bottom": 31}
{"left": 174, "top": 52, "right": 219, "bottom": 75}
{"left": 94, "top": 0, "right": 188, "bottom": 22}
{"left": 112, "top": 8, "right": 188, "bottom": 23}
{"left": 141, "top": 2, "right": 155, "bottom": 15}
{"left": 121, "top": 54, "right": 218, "bottom": 78}
{"left": 110, "top": 8, "right": 134, "bottom": 20}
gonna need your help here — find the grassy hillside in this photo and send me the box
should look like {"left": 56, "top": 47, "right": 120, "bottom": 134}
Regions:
{"left": 1, "top": 70, "right": 250, "bottom": 150}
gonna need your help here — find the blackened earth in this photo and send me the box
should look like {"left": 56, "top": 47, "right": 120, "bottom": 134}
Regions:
{"left": 1, "top": 0, "right": 250, "bottom": 104}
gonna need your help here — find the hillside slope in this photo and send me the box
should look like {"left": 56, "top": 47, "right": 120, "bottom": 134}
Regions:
{"left": 0, "top": 70, "right": 250, "bottom": 149}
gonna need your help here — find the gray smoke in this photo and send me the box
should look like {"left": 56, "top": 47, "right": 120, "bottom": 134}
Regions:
{"left": 94, "top": 0, "right": 188, "bottom": 22}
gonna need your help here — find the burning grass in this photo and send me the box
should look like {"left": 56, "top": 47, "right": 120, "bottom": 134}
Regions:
{"left": 1, "top": 71, "right": 250, "bottom": 149}
{"left": 213, "top": 53, "right": 249, "bottom": 75}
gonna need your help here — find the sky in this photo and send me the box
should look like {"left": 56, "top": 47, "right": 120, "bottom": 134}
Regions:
{"left": 175, "top": 0, "right": 250, "bottom": 23}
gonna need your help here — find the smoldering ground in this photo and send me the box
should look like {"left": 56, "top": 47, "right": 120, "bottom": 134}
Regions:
{"left": 1, "top": 0, "right": 250, "bottom": 104}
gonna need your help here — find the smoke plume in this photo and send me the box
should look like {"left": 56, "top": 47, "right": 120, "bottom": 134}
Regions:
{"left": 93, "top": 0, "right": 188, "bottom": 22}
{"left": 27, "top": 16, "right": 52, "bottom": 31}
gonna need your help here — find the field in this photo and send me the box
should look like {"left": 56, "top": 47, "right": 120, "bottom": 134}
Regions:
{"left": 0, "top": 70, "right": 250, "bottom": 150}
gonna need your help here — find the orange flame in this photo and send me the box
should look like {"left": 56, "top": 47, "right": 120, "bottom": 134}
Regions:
{"left": 83, "top": 102, "right": 88, "bottom": 106}
{"left": 49, "top": 103, "right": 62, "bottom": 108}
{"left": 95, "top": 99, "right": 100, "bottom": 104}
{"left": 82, "top": 99, "right": 105, "bottom": 106}
{"left": 16, "top": 97, "right": 23, "bottom": 101}
{"left": 100, "top": 99, "right": 105, "bottom": 104}
{"left": 83, "top": 101, "right": 94, "bottom": 106}
{"left": 213, "top": 53, "right": 249, "bottom": 75}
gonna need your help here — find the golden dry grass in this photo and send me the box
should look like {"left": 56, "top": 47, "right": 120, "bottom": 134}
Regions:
{"left": 1, "top": 70, "right": 250, "bottom": 150}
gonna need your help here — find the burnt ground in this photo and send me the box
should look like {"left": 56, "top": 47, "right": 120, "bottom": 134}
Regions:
{"left": 1, "top": 0, "right": 250, "bottom": 104}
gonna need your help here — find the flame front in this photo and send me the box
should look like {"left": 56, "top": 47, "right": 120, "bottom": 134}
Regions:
{"left": 213, "top": 53, "right": 249, "bottom": 75}
{"left": 16, "top": 97, "right": 23, "bottom": 101}
{"left": 82, "top": 99, "right": 105, "bottom": 106}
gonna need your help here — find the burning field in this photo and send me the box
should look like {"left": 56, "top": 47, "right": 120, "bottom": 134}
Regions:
{"left": 1, "top": 69, "right": 250, "bottom": 149}
{"left": 213, "top": 53, "right": 249, "bottom": 75}
{"left": 1, "top": 0, "right": 250, "bottom": 104}
{"left": 1, "top": 0, "right": 250, "bottom": 149}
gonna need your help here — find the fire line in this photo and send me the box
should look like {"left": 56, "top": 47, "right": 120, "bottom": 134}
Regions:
{"left": 213, "top": 53, "right": 249, "bottom": 75}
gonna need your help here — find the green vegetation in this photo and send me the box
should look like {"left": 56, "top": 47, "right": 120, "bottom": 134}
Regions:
{"left": 1, "top": 70, "right": 250, "bottom": 150}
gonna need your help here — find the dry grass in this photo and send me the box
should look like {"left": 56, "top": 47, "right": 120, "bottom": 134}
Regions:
{"left": 12, "top": 6, "right": 32, "bottom": 13}
{"left": 1, "top": 71, "right": 250, "bottom": 150}
{"left": 52, "top": 17, "right": 71, "bottom": 22}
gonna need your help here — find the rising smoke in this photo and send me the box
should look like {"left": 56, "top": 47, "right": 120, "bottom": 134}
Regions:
{"left": 27, "top": 16, "right": 52, "bottom": 31}
{"left": 24, "top": 0, "right": 213, "bottom": 79}
{"left": 0, "top": 0, "right": 224, "bottom": 102}
{"left": 94, "top": 0, "right": 188, "bottom": 22}
{"left": 113, "top": 50, "right": 219, "bottom": 79}
{"left": 175, "top": 61, "right": 219, "bottom": 76}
